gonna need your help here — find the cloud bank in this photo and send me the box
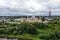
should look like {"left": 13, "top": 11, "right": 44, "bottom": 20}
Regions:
{"left": 0, "top": 0, "right": 60, "bottom": 16}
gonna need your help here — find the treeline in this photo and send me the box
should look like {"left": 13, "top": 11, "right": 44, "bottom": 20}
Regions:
{"left": 0, "top": 19, "right": 60, "bottom": 40}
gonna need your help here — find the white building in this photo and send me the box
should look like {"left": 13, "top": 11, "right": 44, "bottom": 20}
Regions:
{"left": 15, "top": 16, "right": 42, "bottom": 22}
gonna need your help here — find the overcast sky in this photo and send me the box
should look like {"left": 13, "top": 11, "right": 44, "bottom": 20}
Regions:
{"left": 0, "top": 0, "right": 60, "bottom": 16}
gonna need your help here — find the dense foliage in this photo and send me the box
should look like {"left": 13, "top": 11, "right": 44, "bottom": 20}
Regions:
{"left": 0, "top": 19, "right": 60, "bottom": 40}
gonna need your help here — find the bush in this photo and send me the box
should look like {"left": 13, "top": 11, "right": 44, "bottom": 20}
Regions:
{"left": 39, "top": 30, "right": 60, "bottom": 40}
{"left": 17, "top": 23, "right": 38, "bottom": 34}
{"left": 32, "top": 22, "right": 48, "bottom": 29}
{"left": 0, "top": 28, "right": 6, "bottom": 34}
{"left": 18, "top": 38, "right": 32, "bottom": 40}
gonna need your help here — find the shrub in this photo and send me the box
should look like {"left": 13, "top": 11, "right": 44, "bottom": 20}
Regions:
{"left": 32, "top": 22, "right": 48, "bottom": 29}
{"left": 0, "top": 28, "right": 6, "bottom": 34}
{"left": 17, "top": 23, "right": 38, "bottom": 34}
{"left": 39, "top": 30, "right": 60, "bottom": 40}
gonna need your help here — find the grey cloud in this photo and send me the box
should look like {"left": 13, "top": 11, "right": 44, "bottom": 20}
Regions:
{"left": 0, "top": 0, "right": 60, "bottom": 16}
